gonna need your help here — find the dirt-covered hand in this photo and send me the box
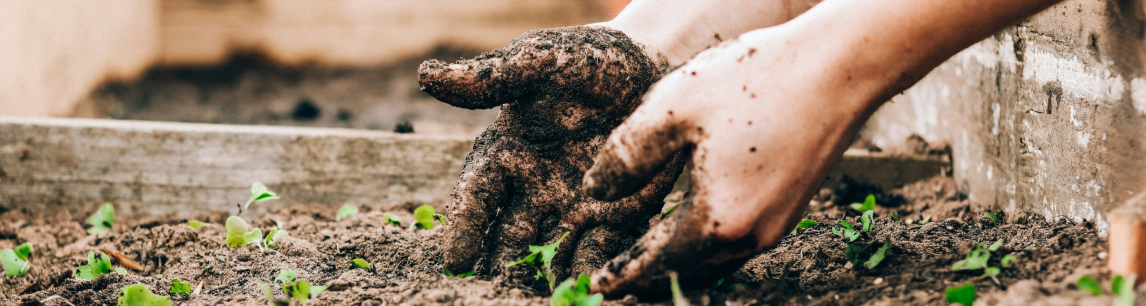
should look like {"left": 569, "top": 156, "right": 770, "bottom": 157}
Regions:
{"left": 418, "top": 25, "right": 686, "bottom": 287}
{"left": 582, "top": 25, "right": 884, "bottom": 296}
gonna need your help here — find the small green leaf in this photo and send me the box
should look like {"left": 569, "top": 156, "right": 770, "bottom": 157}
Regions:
{"left": 850, "top": 194, "right": 876, "bottom": 212}
{"left": 988, "top": 239, "right": 1003, "bottom": 251}
{"left": 276, "top": 269, "right": 297, "bottom": 284}
{"left": 835, "top": 220, "right": 861, "bottom": 242}
{"left": 288, "top": 279, "right": 311, "bottom": 303}
{"left": 14, "top": 242, "right": 32, "bottom": 261}
{"left": 985, "top": 212, "right": 999, "bottom": 223}
{"left": 1076, "top": 275, "right": 1101, "bottom": 295}
{"left": 945, "top": 283, "right": 976, "bottom": 306}
{"left": 980, "top": 267, "right": 1000, "bottom": 278}
{"left": 891, "top": 211, "right": 900, "bottom": 222}
{"left": 336, "top": 205, "right": 359, "bottom": 221}
{"left": 861, "top": 210, "right": 875, "bottom": 232}
{"left": 241, "top": 182, "right": 280, "bottom": 214}
{"left": 310, "top": 283, "right": 328, "bottom": 299}
{"left": 225, "top": 216, "right": 251, "bottom": 248}
{"left": 115, "top": 267, "right": 128, "bottom": 275}
{"left": 1114, "top": 274, "right": 1136, "bottom": 306}
{"left": 186, "top": 220, "right": 206, "bottom": 229}
{"left": 921, "top": 215, "right": 932, "bottom": 224}
{"left": 117, "top": 284, "right": 172, "bottom": 306}
{"left": 434, "top": 213, "right": 448, "bottom": 225}
{"left": 1000, "top": 254, "right": 1017, "bottom": 267}
{"left": 243, "top": 228, "right": 265, "bottom": 248}
{"left": 669, "top": 271, "right": 687, "bottom": 306}
{"left": 444, "top": 268, "right": 476, "bottom": 278}
{"left": 506, "top": 232, "right": 570, "bottom": 290}
{"left": 413, "top": 205, "right": 437, "bottom": 230}
{"left": 662, "top": 203, "right": 681, "bottom": 217}
{"left": 952, "top": 248, "right": 991, "bottom": 271}
{"left": 1, "top": 249, "right": 30, "bottom": 277}
{"left": 87, "top": 203, "right": 115, "bottom": 236}
{"left": 790, "top": 219, "right": 819, "bottom": 235}
{"left": 170, "top": 278, "right": 191, "bottom": 295}
{"left": 383, "top": 214, "right": 402, "bottom": 227}
{"left": 349, "top": 259, "right": 372, "bottom": 271}
{"left": 75, "top": 251, "right": 114, "bottom": 280}
{"left": 863, "top": 240, "right": 891, "bottom": 269}
{"left": 265, "top": 229, "right": 288, "bottom": 249}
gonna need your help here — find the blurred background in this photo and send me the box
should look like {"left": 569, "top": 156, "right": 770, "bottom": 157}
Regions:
{"left": 0, "top": 0, "right": 628, "bottom": 136}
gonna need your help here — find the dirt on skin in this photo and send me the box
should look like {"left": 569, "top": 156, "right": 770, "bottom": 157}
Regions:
{"left": 0, "top": 175, "right": 1125, "bottom": 305}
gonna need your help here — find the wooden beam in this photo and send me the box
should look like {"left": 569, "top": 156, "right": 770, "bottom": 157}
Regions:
{"left": 1109, "top": 192, "right": 1146, "bottom": 285}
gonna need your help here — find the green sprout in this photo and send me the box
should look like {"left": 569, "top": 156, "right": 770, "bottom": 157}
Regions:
{"left": 118, "top": 284, "right": 172, "bottom": 306}
{"left": 1113, "top": 274, "right": 1136, "bottom": 306}
{"left": 262, "top": 283, "right": 290, "bottom": 306}
{"left": 985, "top": 212, "right": 1000, "bottom": 223}
{"left": 444, "top": 269, "right": 475, "bottom": 278}
{"left": 550, "top": 274, "right": 603, "bottom": 306}
{"left": 239, "top": 182, "right": 280, "bottom": 215}
{"left": 186, "top": 220, "right": 207, "bottom": 229}
{"left": 348, "top": 259, "right": 372, "bottom": 271}
{"left": 434, "top": 213, "right": 448, "bottom": 225}
{"left": 952, "top": 239, "right": 1012, "bottom": 282}
{"left": 860, "top": 210, "right": 875, "bottom": 232}
{"left": 669, "top": 271, "right": 688, "bottom": 306}
{"left": 1076, "top": 275, "right": 1101, "bottom": 295}
{"left": 832, "top": 220, "right": 861, "bottom": 242}
{"left": 226, "top": 216, "right": 252, "bottom": 248}
{"left": 891, "top": 211, "right": 900, "bottom": 222}
{"left": 850, "top": 194, "right": 876, "bottom": 212}
{"left": 844, "top": 240, "right": 891, "bottom": 269}
{"left": 663, "top": 203, "right": 681, "bottom": 217}
{"left": 170, "top": 278, "right": 191, "bottom": 295}
{"left": 413, "top": 205, "right": 441, "bottom": 230}
{"left": 1000, "top": 254, "right": 1017, "bottom": 267}
{"left": 1, "top": 242, "right": 32, "bottom": 277}
{"left": 506, "top": 232, "right": 569, "bottom": 290}
{"left": 265, "top": 228, "right": 289, "bottom": 249}
{"left": 243, "top": 228, "right": 266, "bottom": 249}
{"left": 945, "top": 283, "right": 975, "bottom": 306}
{"left": 789, "top": 219, "right": 819, "bottom": 235}
{"left": 75, "top": 251, "right": 126, "bottom": 280}
{"left": 275, "top": 269, "right": 328, "bottom": 305}
{"left": 864, "top": 240, "right": 890, "bottom": 269}
{"left": 383, "top": 214, "right": 402, "bottom": 227}
{"left": 87, "top": 203, "right": 115, "bottom": 236}
{"left": 336, "top": 205, "right": 358, "bottom": 221}
{"left": 920, "top": 215, "right": 932, "bottom": 224}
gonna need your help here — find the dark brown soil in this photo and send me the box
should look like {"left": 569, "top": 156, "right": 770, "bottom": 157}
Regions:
{"left": 77, "top": 48, "right": 498, "bottom": 137}
{"left": 0, "top": 176, "right": 1124, "bottom": 305}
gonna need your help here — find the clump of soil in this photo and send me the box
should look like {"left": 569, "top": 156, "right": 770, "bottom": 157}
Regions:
{"left": 77, "top": 48, "right": 498, "bottom": 137}
{"left": 0, "top": 176, "right": 1127, "bottom": 305}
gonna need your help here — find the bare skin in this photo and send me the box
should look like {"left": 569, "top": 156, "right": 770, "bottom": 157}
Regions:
{"left": 584, "top": 0, "right": 1065, "bottom": 297}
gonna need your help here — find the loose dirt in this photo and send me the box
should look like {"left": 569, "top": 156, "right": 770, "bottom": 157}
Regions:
{"left": 0, "top": 175, "right": 1122, "bottom": 305}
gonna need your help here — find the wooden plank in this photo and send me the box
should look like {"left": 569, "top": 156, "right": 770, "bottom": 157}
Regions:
{"left": 0, "top": 117, "right": 473, "bottom": 217}
{"left": 1108, "top": 192, "right": 1146, "bottom": 285}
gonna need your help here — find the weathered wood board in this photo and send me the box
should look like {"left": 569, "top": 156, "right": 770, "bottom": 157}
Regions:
{"left": 0, "top": 118, "right": 947, "bottom": 217}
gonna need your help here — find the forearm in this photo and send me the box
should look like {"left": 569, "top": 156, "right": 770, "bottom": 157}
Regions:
{"left": 785, "top": 0, "right": 1063, "bottom": 110}
{"left": 602, "top": 0, "right": 821, "bottom": 66}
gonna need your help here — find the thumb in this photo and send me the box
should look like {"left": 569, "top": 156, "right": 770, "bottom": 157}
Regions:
{"left": 583, "top": 102, "right": 693, "bottom": 201}
{"left": 418, "top": 55, "right": 535, "bottom": 110}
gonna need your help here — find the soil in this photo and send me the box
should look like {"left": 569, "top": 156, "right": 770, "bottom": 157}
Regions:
{"left": 76, "top": 48, "right": 499, "bottom": 137}
{"left": 0, "top": 175, "right": 1121, "bottom": 305}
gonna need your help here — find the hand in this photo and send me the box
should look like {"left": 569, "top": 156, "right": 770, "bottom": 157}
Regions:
{"left": 418, "top": 25, "right": 687, "bottom": 287}
{"left": 582, "top": 25, "right": 882, "bottom": 296}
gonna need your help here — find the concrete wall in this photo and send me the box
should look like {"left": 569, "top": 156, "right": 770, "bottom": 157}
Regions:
{"left": 0, "top": 0, "right": 610, "bottom": 118}
{"left": 862, "top": 0, "right": 1146, "bottom": 233}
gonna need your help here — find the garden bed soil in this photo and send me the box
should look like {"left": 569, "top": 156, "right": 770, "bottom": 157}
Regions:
{"left": 0, "top": 175, "right": 1120, "bottom": 305}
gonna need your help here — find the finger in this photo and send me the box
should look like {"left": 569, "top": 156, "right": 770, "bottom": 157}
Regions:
{"left": 569, "top": 225, "right": 631, "bottom": 278}
{"left": 582, "top": 100, "right": 693, "bottom": 201}
{"left": 589, "top": 197, "right": 759, "bottom": 298}
{"left": 489, "top": 201, "right": 546, "bottom": 286}
{"left": 417, "top": 31, "right": 562, "bottom": 109}
{"left": 442, "top": 159, "right": 506, "bottom": 275}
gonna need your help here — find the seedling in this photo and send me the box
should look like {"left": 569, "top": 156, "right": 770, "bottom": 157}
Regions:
{"left": 985, "top": 212, "right": 999, "bottom": 223}
{"left": 663, "top": 203, "right": 681, "bottom": 217}
{"left": 1000, "top": 254, "right": 1017, "bottom": 267}
{"left": 239, "top": 182, "right": 280, "bottom": 215}
{"left": 1, "top": 242, "right": 32, "bottom": 277}
{"left": 383, "top": 214, "right": 402, "bottom": 227}
{"left": 265, "top": 228, "right": 289, "bottom": 249}
{"left": 860, "top": 210, "right": 875, "bottom": 232}
{"left": 850, "top": 194, "right": 876, "bottom": 212}
{"left": 170, "top": 278, "right": 191, "bottom": 295}
{"left": 262, "top": 283, "right": 290, "bottom": 306}
{"left": 789, "top": 219, "right": 819, "bottom": 235}
{"left": 951, "top": 239, "right": 1012, "bottom": 285}
{"left": 832, "top": 220, "right": 861, "bottom": 242}
{"left": 434, "top": 213, "right": 448, "bottom": 225}
{"left": 186, "top": 220, "right": 207, "bottom": 229}
{"left": 443, "top": 269, "right": 475, "bottom": 278}
{"left": 891, "top": 211, "right": 900, "bottom": 222}
{"left": 1076, "top": 275, "right": 1101, "bottom": 295}
{"left": 1113, "top": 274, "right": 1136, "bottom": 306}
{"left": 226, "top": 216, "right": 252, "bottom": 248}
{"left": 348, "top": 259, "right": 372, "bottom": 271}
{"left": 336, "top": 205, "right": 358, "bottom": 221}
{"left": 412, "top": 205, "right": 441, "bottom": 230}
{"left": 275, "top": 269, "right": 328, "bottom": 305}
{"left": 920, "top": 215, "right": 932, "bottom": 224}
{"left": 75, "top": 251, "right": 127, "bottom": 280}
{"left": 669, "top": 271, "right": 688, "bottom": 306}
{"left": 552, "top": 274, "right": 603, "bottom": 306}
{"left": 118, "top": 284, "right": 172, "bottom": 306}
{"left": 845, "top": 240, "right": 891, "bottom": 269}
{"left": 945, "top": 283, "right": 975, "bottom": 306}
{"left": 87, "top": 203, "right": 115, "bottom": 236}
{"left": 505, "top": 232, "right": 569, "bottom": 290}
{"left": 244, "top": 228, "right": 266, "bottom": 249}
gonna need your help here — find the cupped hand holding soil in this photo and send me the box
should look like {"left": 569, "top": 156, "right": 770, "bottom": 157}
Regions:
{"left": 418, "top": 25, "right": 686, "bottom": 288}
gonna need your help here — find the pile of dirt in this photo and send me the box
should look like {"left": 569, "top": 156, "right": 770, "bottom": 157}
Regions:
{"left": 0, "top": 176, "right": 1126, "bottom": 305}
{"left": 77, "top": 48, "right": 498, "bottom": 137}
